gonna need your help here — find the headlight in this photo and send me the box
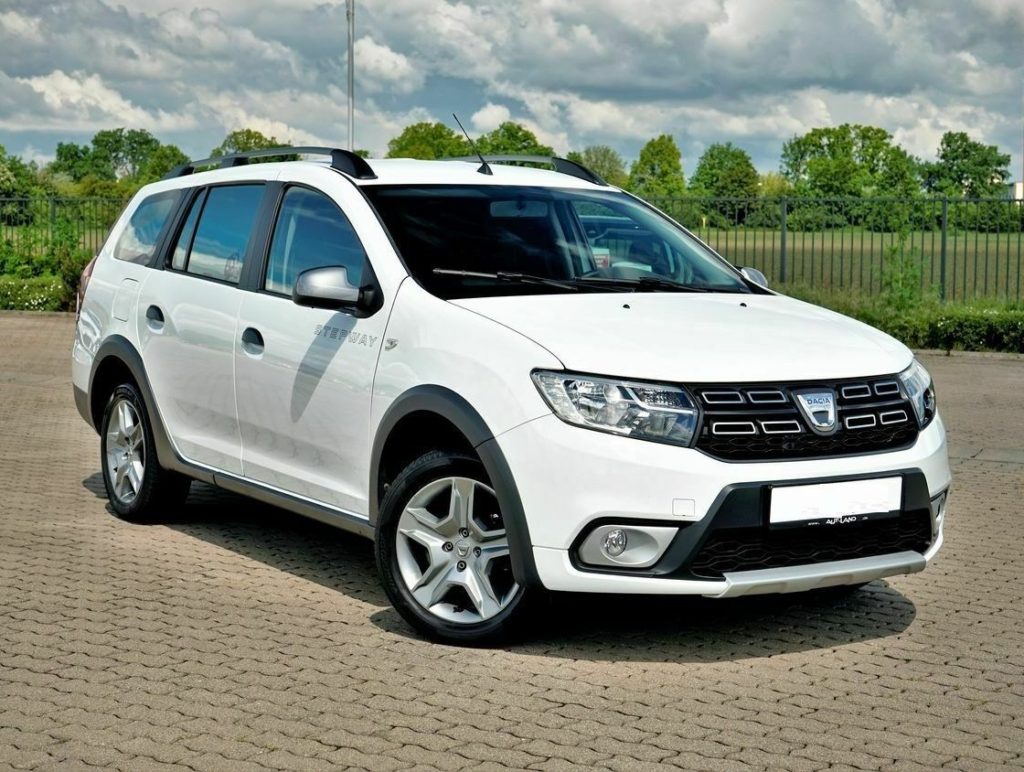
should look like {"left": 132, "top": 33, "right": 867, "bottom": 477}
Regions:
{"left": 532, "top": 371, "right": 699, "bottom": 446}
{"left": 898, "top": 359, "right": 936, "bottom": 428}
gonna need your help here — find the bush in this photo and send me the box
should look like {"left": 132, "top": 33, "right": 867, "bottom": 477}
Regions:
{"left": 784, "top": 286, "right": 1024, "bottom": 353}
{"left": 47, "top": 218, "right": 93, "bottom": 297}
{"left": 0, "top": 275, "right": 68, "bottom": 311}
{"left": 0, "top": 217, "right": 92, "bottom": 299}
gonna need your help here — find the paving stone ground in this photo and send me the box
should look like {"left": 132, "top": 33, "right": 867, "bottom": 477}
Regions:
{"left": 1, "top": 312, "right": 1022, "bottom": 771}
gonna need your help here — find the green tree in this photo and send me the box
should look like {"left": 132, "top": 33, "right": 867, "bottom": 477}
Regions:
{"left": 565, "top": 145, "right": 628, "bottom": 187}
{"left": 689, "top": 142, "right": 758, "bottom": 199}
{"left": 921, "top": 131, "right": 1011, "bottom": 198}
{"left": 759, "top": 172, "right": 794, "bottom": 198}
{"left": 92, "top": 128, "right": 161, "bottom": 179}
{"left": 0, "top": 145, "right": 52, "bottom": 223}
{"left": 211, "top": 129, "right": 289, "bottom": 157}
{"left": 627, "top": 135, "right": 686, "bottom": 199}
{"left": 780, "top": 124, "right": 918, "bottom": 199}
{"left": 386, "top": 122, "right": 469, "bottom": 160}
{"left": 0, "top": 161, "right": 15, "bottom": 196}
{"left": 49, "top": 142, "right": 113, "bottom": 182}
{"left": 688, "top": 142, "right": 759, "bottom": 225}
{"left": 476, "top": 122, "right": 553, "bottom": 156}
{"left": 138, "top": 144, "right": 190, "bottom": 182}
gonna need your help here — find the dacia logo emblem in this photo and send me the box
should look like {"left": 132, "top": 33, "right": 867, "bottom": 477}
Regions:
{"left": 793, "top": 389, "right": 838, "bottom": 435}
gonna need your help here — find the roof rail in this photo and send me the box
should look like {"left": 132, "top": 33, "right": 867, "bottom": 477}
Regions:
{"left": 164, "top": 146, "right": 377, "bottom": 180}
{"left": 446, "top": 155, "right": 607, "bottom": 186}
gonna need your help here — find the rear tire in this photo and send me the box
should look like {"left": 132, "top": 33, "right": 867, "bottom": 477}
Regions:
{"left": 100, "top": 383, "right": 190, "bottom": 522}
{"left": 375, "top": 450, "right": 537, "bottom": 645}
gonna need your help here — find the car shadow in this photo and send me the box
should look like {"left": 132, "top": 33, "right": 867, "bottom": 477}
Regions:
{"left": 372, "top": 581, "right": 917, "bottom": 662}
{"left": 89, "top": 475, "right": 918, "bottom": 662}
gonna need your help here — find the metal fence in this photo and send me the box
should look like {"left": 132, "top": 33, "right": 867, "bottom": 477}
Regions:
{"left": 650, "top": 196, "right": 1024, "bottom": 303}
{"left": 2, "top": 195, "right": 1023, "bottom": 303}
{"left": 0, "top": 197, "right": 127, "bottom": 262}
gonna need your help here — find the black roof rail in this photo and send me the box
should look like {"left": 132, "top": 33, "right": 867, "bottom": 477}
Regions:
{"left": 446, "top": 155, "right": 607, "bottom": 186}
{"left": 164, "top": 146, "right": 377, "bottom": 180}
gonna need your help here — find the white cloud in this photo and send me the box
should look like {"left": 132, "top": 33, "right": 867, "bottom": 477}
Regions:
{"left": 471, "top": 103, "right": 511, "bottom": 133}
{"left": 12, "top": 70, "right": 196, "bottom": 132}
{"left": 353, "top": 36, "right": 423, "bottom": 94}
{"left": 0, "top": 10, "right": 42, "bottom": 42}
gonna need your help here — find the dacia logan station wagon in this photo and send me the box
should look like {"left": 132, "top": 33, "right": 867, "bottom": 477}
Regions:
{"left": 73, "top": 147, "right": 950, "bottom": 643}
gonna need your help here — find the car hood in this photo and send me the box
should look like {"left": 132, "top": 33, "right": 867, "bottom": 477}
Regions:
{"left": 451, "top": 292, "right": 912, "bottom": 383}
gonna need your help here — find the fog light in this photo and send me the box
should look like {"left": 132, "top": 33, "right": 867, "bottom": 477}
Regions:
{"left": 602, "top": 528, "right": 627, "bottom": 557}
{"left": 578, "top": 523, "right": 678, "bottom": 569}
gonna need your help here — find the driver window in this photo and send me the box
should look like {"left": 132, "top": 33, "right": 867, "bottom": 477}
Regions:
{"left": 265, "top": 187, "right": 366, "bottom": 295}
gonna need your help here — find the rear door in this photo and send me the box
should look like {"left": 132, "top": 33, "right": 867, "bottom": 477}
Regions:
{"left": 233, "top": 169, "right": 392, "bottom": 514}
{"left": 138, "top": 182, "right": 268, "bottom": 474}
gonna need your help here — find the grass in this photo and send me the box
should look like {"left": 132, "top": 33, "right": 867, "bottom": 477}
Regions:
{"left": 690, "top": 228, "right": 1024, "bottom": 303}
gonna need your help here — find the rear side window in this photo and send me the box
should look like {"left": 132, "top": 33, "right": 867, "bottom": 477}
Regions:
{"left": 182, "top": 185, "right": 264, "bottom": 284}
{"left": 264, "top": 187, "right": 366, "bottom": 295}
{"left": 113, "top": 190, "right": 180, "bottom": 265}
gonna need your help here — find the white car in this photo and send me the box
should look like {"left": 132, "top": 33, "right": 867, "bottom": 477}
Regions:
{"left": 72, "top": 148, "right": 950, "bottom": 643}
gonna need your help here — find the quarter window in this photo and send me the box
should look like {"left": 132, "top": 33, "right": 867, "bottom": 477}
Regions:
{"left": 113, "top": 190, "right": 180, "bottom": 265}
{"left": 184, "top": 185, "right": 264, "bottom": 284}
{"left": 265, "top": 187, "right": 366, "bottom": 295}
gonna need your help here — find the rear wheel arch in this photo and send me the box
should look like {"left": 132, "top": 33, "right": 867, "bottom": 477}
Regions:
{"left": 370, "top": 386, "right": 541, "bottom": 588}
{"left": 88, "top": 336, "right": 176, "bottom": 471}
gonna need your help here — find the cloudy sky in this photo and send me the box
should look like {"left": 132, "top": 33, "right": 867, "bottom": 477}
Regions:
{"left": 1, "top": 0, "right": 1021, "bottom": 178}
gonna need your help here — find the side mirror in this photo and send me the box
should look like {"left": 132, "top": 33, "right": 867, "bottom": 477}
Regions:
{"left": 740, "top": 266, "right": 769, "bottom": 288}
{"left": 293, "top": 266, "right": 361, "bottom": 310}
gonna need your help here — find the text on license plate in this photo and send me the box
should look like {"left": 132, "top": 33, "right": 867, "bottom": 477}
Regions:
{"left": 769, "top": 477, "right": 903, "bottom": 526}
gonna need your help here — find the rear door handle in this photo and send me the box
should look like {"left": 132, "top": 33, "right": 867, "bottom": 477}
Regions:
{"left": 241, "top": 326, "right": 264, "bottom": 354}
{"left": 146, "top": 304, "right": 164, "bottom": 327}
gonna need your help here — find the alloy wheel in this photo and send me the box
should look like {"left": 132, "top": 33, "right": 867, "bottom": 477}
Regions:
{"left": 105, "top": 398, "right": 145, "bottom": 504}
{"left": 395, "top": 476, "right": 519, "bottom": 624}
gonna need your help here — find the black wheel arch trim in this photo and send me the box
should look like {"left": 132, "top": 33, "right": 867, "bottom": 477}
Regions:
{"left": 87, "top": 335, "right": 211, "bottom": 482}
{"left": 370, "top": 385, "right": 541, "bottom": 588}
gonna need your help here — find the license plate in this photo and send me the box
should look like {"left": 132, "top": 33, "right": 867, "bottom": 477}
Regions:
{"left": 769, "top": 477, "right": 903, "bottom": 527}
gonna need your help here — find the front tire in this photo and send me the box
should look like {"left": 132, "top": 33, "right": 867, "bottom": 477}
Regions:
{"left": 100, "top": 383, "right": 190, "bottom": 522}
{"left": 375, "top": 450, "right": 535, "bottom": 644}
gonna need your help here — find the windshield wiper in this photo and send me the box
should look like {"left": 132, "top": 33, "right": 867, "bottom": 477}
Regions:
{"left": 432, "top": 268, "right": 583, "bottom": 292}
{"left": 573, "top": 276, "right": 713, "bottom": 293}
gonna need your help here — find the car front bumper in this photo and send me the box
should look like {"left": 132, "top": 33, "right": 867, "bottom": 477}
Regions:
{"left": 496, "top": 413, "right": 950, "bottom": 594}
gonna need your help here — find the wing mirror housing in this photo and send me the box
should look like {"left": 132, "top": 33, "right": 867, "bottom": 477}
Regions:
{"left": 293, "top": 265, "right": 379, "bottom": 315}
{"left": 739, "top": 266, "right": 769, "bottom": 288}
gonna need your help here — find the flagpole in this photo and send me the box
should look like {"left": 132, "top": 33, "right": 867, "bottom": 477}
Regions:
{"left": 346, "top": 0, "right": 355, "bottom": 151}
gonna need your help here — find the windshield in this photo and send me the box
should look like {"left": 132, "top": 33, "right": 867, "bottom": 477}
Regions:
{"left": 362, "top": 185, "right": 749, "bottom": 299}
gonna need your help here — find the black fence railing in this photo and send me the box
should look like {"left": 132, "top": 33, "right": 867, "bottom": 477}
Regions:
{"left": 648, "top": 196, "right": 1024, "bottom": 303}
{"left": 2, "top": 195, "right": 1023, "bottom": 303}
{"left": 0, "top": 197, "right": 128, "bottom": 263}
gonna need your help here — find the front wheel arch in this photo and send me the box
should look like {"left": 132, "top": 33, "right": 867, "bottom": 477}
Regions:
{"left": 370, "top": 386, "right": 541, "bottom": 589}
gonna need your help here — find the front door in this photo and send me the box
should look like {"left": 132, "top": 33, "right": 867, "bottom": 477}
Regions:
{"left": 234, "top": 181, "right": 388, "bottom": 514}
{"left": 138, "top": 183, "right": 266, "bottom": 474}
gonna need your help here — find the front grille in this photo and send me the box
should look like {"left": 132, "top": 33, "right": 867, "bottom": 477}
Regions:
{"left": 688, "top": 511, "right": 933, "bottom": 578}
{"left": 693, "top": 376, "right": 919, "bottom": 461}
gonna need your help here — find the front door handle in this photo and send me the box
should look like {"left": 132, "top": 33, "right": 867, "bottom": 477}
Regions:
{"left": 146, "top": 304, "right": 164, "bottom": 328}
{"left": 241, "top": 326, "right": 264, "bottom": 354}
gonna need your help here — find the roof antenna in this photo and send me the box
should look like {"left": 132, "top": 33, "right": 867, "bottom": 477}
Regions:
{"left": 452, "top": 113, "right": 492, "bottom": 176}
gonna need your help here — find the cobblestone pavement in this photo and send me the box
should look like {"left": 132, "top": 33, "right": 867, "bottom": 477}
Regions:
{"left": 1, "top": 312, "right": 1022, "bottom": 771}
